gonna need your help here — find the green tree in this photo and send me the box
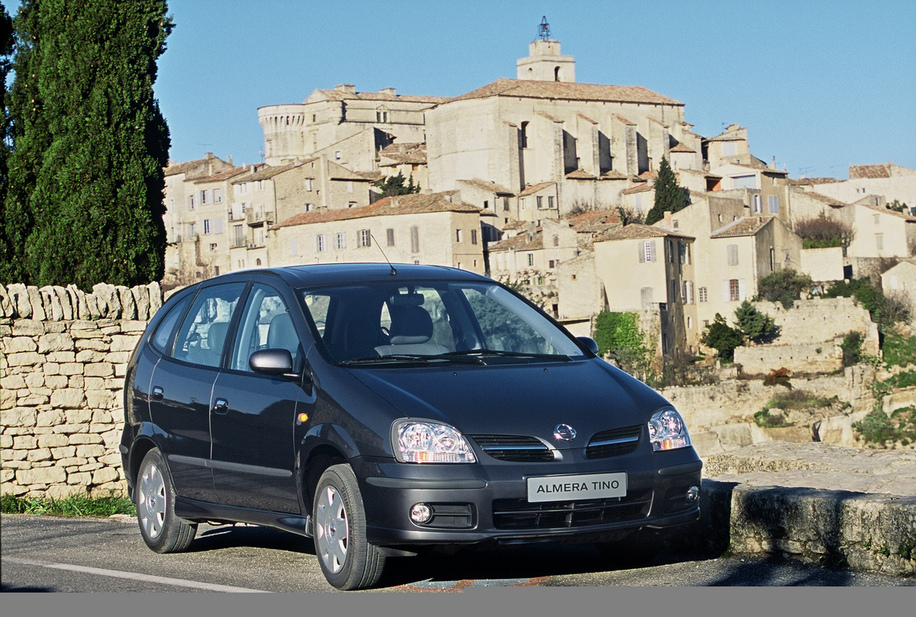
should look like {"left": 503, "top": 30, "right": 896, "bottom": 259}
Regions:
{"left": 758, "top": 268, "right": 813, "bottom": 309}
{"left": 373, "top": 171, "right": 419, "bottom": 201}
{"left": 2, "top": 0, "right": 172, "bottom": 289}
{"left": 0, "top": 6, "right": 12, "bottom": 274}
{"left": 644, "top": 157, "right": 688, "bottom": 226}
{"left": 734, "top": 300, "right": 777, "bottom": 343}
{"left": 700, "top": 313, "right": 744, "bottom": 362}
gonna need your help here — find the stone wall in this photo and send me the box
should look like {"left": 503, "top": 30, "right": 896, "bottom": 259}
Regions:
{"left": 0, "top": 282, "right": 163, "bottom": 499}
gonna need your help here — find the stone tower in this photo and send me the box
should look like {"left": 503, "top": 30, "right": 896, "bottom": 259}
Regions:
{"left": 515, "top": 17, "right": 576, "bottom": 83}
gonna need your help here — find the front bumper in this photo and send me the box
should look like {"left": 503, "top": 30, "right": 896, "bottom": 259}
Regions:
{"left": 351, "top": 449, "right": 702, "bottom": 548}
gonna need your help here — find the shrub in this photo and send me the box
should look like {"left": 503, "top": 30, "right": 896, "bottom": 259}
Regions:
{"left": 734, "top": 300, "right": 778, "bottom": 343}
{"left": 700, "top": 314, "right": 744, "bottom": 362}
{"left": 758, "top": 268, "right": 813, "bottom": 309}
{"left": 793, "top": 213, "right": 854, "bottom": 250}
{"left": 840, "top": 331, "right": 863, "bottom": 367}
{"left": 593, "top": 311, "right": 652, "bottom": 378}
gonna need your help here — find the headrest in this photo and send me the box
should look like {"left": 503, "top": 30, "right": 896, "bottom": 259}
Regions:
{"left": 207, "top": 322, "right": 230, "bottom": 354}
{"left": 388, "top": 305, "right": 433, "bottom": 345}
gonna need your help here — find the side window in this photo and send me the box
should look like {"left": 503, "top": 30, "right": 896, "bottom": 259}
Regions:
{"left": 150, "top": 295, "right": 192, "bottom": 354}
{"left": 172, "top": 283, "right": 245, "bottom": 367}
{"left": 231, "top": 284, "right": 299, "bottom": 372}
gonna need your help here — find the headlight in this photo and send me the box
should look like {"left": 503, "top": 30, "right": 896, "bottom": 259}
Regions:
{"left": 393, "top": 420, "right": 476, "bottom": 463}
{"left": 648, "top": 408, "right": 691, "bottom": 451}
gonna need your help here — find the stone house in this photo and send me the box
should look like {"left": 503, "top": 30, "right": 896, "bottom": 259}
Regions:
{"left": 377, "top": 143, "right": 428, "bottom": 195}
{"left": 425, "top": 37, "right": 702, "bottom": 221}
{"left": 592, "top": 224, "right": 699, "bottom": 359}
{"left": 706, "top": 161, "right": 791, "bottom": 224}
{"left": 797, "top": 163, "right": 916, "bottom": 209}
{"left": 265, "top": 192, "right": 486, "bottom": 274}
{"left": 258, "top": 85, "right": 447, "bottom": 172}
{"left": 881, "top": 259, "right": 916, "bottom": 329}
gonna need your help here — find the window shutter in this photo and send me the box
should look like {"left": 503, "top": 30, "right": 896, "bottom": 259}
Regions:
{"left": 738, "top": 279, "right": 746, "bottom": 301}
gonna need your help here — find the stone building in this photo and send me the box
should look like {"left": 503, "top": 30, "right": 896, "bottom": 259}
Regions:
{"left": 265, "top": 192, "right": 487, "bottom": 275}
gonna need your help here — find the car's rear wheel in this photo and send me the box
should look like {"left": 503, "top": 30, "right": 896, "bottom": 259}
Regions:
{"left": 135, "top": 448, "right": 197, "bottom": 553}
{"left": 313, "top": 463, "right": 386, "bottom": 590}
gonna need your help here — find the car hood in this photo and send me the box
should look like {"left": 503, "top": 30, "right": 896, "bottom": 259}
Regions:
{"left": 348, "top": 359, "right": 671, "bottom": 447}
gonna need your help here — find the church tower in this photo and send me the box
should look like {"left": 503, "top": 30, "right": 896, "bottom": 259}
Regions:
{"left": 515, "top": 17, "right": 576, "bottom": 83}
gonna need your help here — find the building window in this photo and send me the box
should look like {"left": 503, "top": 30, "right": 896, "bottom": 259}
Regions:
{"left": 456, "top": 229, "right": 463, "bottom": 243}
{"left": 753, "top": 194, "right": 762, "bottom": 213}
{"left": 873, "top": 214, "right": 880, "bottom": 225}
{"left": 348, "top": 201, "right": 357, "bottom": 208}
{"left": 188, "top": 195, "right": 195, "bottom": 210}
{"left": 376, "top": 109, "right": 389, "bottom": 123}
{"left": 305, "top": 203, "right": 314, "bottom": 212}
{"left": 729, "top": 279, "right": 740, "bottom": 302}
{"left": 187, "top": 222, "right": 196, "bottom": 237}
{"left": 553, "top": 235, "right": 559, "bottom": 247}
{"left": 386, "top": 228, "right": 395, "bottom": 246}
{"left": 305, "top": 179, "right": 313, "bottom": 191}
{"left": 233, "top": 225, "right": 244, "bottom": 248}
{"left": 527, "top": 253, "right": 535, "bottom": 266}
{"left": 519, "top": 121, "right": 529, "bottom": 148}
{"left": 315, "top": 234, "right": 327, "bottom": 252}
{"left": 214, "top": 266, "right": 220, "bottom": 276}
{"left": 679, "top": 242, "right": 690, "bottom": 264}
{"left": 768, "top": 196, "right": 779, "bottom": 213}
{"left": 503, "top": 197, "right": 510, "bottom": 211}
{"left": 548, "top": 196, "right": 554, "bottom": 209}
{"left": 336, "top": 232, "right": 346, "bottom": 250}
{"left": 683, "top": 281, "right": 694, "bottom": 304}
{"left": 667, "top": 240, "right": 674, "bottom": 263}
{"left": 209, "top": 243, "right": 217, "bottom": 251}
{"left": 549, "top": 260, "right": 555, "bottom": 268}
{"left": 876, "top": 233, "right": 884, "bottom": 251}
{"left": 199, "top": 190, "right": 208, "bottom": 204}
{"left": 358, "top": 229, "right": 371, "bottom": 247}
{"left": 727, "top": 244, "right": 739, "bottom": 266}
{"left": 214, "top": 189, "right": 223, "bottom": 203}
{"left": 698, "top": 286, "right": 708, "bottom": 303}
{"left": 639, "top": 240, "right": 656, "bottom": 263}
{"left": 335, "top": 150, "right": 342, "bottom": 160}
{"left": 411, "top": 226, "right": 420, "bottom": 253}
{"left": 537, "top": 196, "right": 543, "bottom": 209}
{"left": 203, "top": 219, "right": 211, "bottom": 235}
{"left": 471, "top": 229, "right": 478, "bottom": 245}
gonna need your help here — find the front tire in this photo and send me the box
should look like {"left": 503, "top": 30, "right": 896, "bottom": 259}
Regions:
{"left": 135, "top": 448, "right": 197, "bottom": 553}
{"left": 313, "top": 464, "right": 386, "bottom": 590}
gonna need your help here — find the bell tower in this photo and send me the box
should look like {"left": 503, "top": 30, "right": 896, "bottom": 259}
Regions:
{"left": 516, "top": 16, "right": 576, "bottom": 83}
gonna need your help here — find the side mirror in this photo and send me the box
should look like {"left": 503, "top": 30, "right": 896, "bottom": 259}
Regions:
{"left": 577, "top": 336, "right": 600, "bottom": 355}
{"left": 249, "top": 349, "right": 294, "bottom": 375}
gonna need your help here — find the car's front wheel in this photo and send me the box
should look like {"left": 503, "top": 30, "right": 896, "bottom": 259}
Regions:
{"left": 135, "top": 448, "right": 197, "bottom": 553}
{"left": 313, "top": 463, "right": 386, "bottom": 590}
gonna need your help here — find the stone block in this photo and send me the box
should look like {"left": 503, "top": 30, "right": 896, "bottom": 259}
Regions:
{"left": 1, "top": 407, "right": 37, "bottom": 427}
{"left": 2, "top": 337, "right": 37, "bottom": 353}
{"left": 38, "top": 333, "right": 74, "bottom": 353}
{"left": 1, "top": 374, "right": 28, "bottom": 389}
{"left": 75, "top": 338, "right": 109, "bottom": 352}
{"left": 76, "top": 350, "right": 105, "bottom": 364}
{"left": 45, "top": 375, "right": 68, "bottom": 389}
{"left": 27, "top": 448, "right": 52, "bottom": 462}
{"left": 84, "top": 363, "right": 114, "bottom": 377}
{"left": 92, "top": 467, "right": 119, "bottom": 484}
{"left": 36, "top": 409, "right": 65, "bottom": 427}
{"left": 65, "top": 408, "right": 93, "bottom": 424}
{"left": 76, "top": 444, "right": 106, "bottom": 458}
{"left": 69, "top": 433, "right": 102, "bottom": 445}
{"left": 68, "top": 375, "right": 85, "bottom": 389}
{"left": 0, "top": 388, "right": 15, "bottom": 410}
{"left": 17, "top": 466, "right": 66, "bottom": 485}
{"left": 51, "top": 446, "right": 77, "bottom": 459}
{"left": 7, "top": 352, "right": 44, "bottom": 367}
{"left": 66, "top": 471, "right": 92, "bottom": 485}
{"left": 12, "top": 319, "right": 45, "bottom": 336}
{"left": 46, "top": 351, "right": 76, "bottom": 363}
{"left": 12, "top": 435, "right": 37, "bottom": 449}
{"left": 50, "top": 389, "right": 85, "bottom": 408}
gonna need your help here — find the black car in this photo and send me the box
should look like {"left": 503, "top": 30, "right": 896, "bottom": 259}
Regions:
{"left": 120, "top": 263, "right": 701, "bottom": 590}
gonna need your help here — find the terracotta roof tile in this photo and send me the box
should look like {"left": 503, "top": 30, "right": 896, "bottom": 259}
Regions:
{"left": 518, "top": 182, "right": 556, "bottom": 197}
{"left": 711, "top": 216, "right": 773, "bottom": 238}
{"left": 457, "top": 179, "right": 514, "bottom": 194}
{"left": 272, "top": 192, "right": 479, "bottom": 229}
{"left": 850, "top": 164, "right": 891, "bottom": 179}
{"left": 597, "top": 223, "right": 693, "bottom": 242}
{"left": 451, "top": 78, "right": 683, "bottom": 106}
{"left": 566, "top": 169, "right": 596, "bottom": 180}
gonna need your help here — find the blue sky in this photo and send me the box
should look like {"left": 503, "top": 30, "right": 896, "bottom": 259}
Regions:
{"left": 3, "top": 0, "right": 914, "bottom": 180}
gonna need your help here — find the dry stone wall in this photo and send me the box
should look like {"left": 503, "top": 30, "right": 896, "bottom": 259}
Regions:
{"left": 0, "top": 282, "right": 164, "bottom": 499}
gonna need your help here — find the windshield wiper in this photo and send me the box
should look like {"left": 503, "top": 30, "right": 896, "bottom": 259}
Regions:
{"left": 442, "top": 349, "right": 571, "bottom": 362}
{"left": 340, "top": 353, "right": 484, "bottom": 367}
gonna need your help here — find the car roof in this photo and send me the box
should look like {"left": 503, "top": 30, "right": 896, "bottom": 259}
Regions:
{"left": 200, "top": 263, "right": 493, "bottom": 288}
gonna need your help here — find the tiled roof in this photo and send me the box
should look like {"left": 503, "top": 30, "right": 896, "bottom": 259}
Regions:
{"left": 192, "top": 167, "right": 249, "bottom": 184}
{"left": 794, "top": 191, "right": 845, "bottom": 207}
{"left": 489, "top": 229, "right": 542, "bottom": 252}
{"left": 711, "top": 216, "right": 773, "bottom": 238}
{"left": 577, "top": 113, "right": 598, "bottom": 124}
{"left": 566, "top": 210, "right": 621, "bottom": 234}
{"left": 457, "top": 179, "right": 514, "bottom": 194}
{"left": 600, "top": 170, "right": 628, "bottom": 180}
{"left": 538, "top": 111, "right": 563, "bottom": 123}
{"left": 311, "top": 89, "right": 448, "bottom": 105}
{"left": 566, "top": 169, "right": 596, "bottom": 180}
{"left": 669, "top": 142, "right": 695, "bottom": 153}
{"left": 378, "top": 143, "right": 427, "bottom": 165}
{"left": 229, "top": 164, "right": 298, "bottom": 183}
{"left": 622, "top": 183, "right": 653, "bottom": 195}
{"left": 518, "top": 182, "right": 556, "bottom": 197}
{"left": 451, "top": 78, "right": 683, "bottom": 106}
{"left": 597, "top": 223, "right": 693, "bottom": 242}
{"left": 788, "top": 177, "right": 839, "bottom": 186}
{"left": 850, "top": 164, "right": 891, "bottom": 179}
{"left": 272, "top": 192, "right": 479, "bottom": 229}
{"left": 610, "top": 113, "right": 636, "bottom": 126}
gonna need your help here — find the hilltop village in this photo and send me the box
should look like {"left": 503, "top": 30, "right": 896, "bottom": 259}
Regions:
{"left": 160, "top": 27, "right": 916, "bottom": 367}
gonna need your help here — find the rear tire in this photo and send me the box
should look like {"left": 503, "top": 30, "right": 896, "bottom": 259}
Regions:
{"left": 313, "top": 464, "right": 386, "bottom": 590}
{"left": 135, "top": 449, "right": 197, "bottom": 553}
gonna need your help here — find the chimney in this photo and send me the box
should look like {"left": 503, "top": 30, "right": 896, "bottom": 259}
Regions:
{"left": 335, "top": 84, "right": 356, "bottom": 94}
{"left": 380, "top": 87, "right": 396, "bottom": 96}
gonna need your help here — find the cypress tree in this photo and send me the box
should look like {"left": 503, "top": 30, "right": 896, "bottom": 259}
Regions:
{"left": 644, "top": 157, "right": 688, "bottom": 226}
{"left": 3, "top": 0, "right": 172, "bottom": 289}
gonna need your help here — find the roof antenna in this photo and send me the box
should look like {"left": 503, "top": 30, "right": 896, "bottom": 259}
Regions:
{"left": 370, "top": 231, "right": 398, "bottom": 275}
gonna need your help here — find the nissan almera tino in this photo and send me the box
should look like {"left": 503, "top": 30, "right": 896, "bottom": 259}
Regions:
{"left": 120, "top": 263, "right": 701, "bottom": 590}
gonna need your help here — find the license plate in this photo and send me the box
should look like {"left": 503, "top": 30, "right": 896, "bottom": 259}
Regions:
{"left": 527, "top": 472, "right": 627, "bottom": 503}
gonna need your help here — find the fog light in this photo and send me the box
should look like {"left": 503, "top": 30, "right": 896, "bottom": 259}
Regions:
{"left": 410, "top": 503, "right": 432, "bottom": 524}
{"left": 686, "top": 485, "right": 700, "bottom": 503}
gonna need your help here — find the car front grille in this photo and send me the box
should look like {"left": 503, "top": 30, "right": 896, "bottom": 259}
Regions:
{"left": 492, "top": 490, "right": 652, "bottom": 530}
{"left": 468, "top": 434, "right": 556, "bottom": 462}
{"left": 585, "top": 426, "right": 642, "bottom": 459}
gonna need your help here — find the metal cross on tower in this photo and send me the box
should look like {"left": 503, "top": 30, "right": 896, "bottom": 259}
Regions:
{"left": 537, "top": 16, "right": 551, "bottom": 41}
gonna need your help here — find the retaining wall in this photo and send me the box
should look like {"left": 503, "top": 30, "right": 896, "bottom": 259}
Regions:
{"left": 0, "top": 282, "right": 164, "bottom": 499}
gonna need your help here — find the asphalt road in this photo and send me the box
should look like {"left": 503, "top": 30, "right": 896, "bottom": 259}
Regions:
{"left": 2, "top": 513, "right": 914, "bottom": 595}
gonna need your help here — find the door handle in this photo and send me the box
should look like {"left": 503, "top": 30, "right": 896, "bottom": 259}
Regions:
{"left": 151, "top": 386, "right": 164, "bottom": 401}
{"left": 213, "top": 398, "right": 229, "bottom": 415}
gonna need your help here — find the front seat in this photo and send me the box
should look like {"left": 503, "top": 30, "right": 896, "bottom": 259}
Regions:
{"left": 374, "top": 305, "right": 448, "bottom": 357}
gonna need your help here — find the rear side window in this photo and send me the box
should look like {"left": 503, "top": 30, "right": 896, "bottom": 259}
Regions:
{"left": 171, "top": 283, "right": 246, "bottom": 367}
{"left": 150, "top": 295, "right": 191, "bottom": 354}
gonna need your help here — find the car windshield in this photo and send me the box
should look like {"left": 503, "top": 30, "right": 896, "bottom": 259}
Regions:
{"left": 300, "top": 280, "right": 586, "bottom": 366}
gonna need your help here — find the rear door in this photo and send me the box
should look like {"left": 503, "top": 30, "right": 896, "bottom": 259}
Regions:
{"left": 149, "top": 282, "right": 246, "bottom": 502}
{"left": 209, "top": 282, "right": 312, "bottom": 514}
